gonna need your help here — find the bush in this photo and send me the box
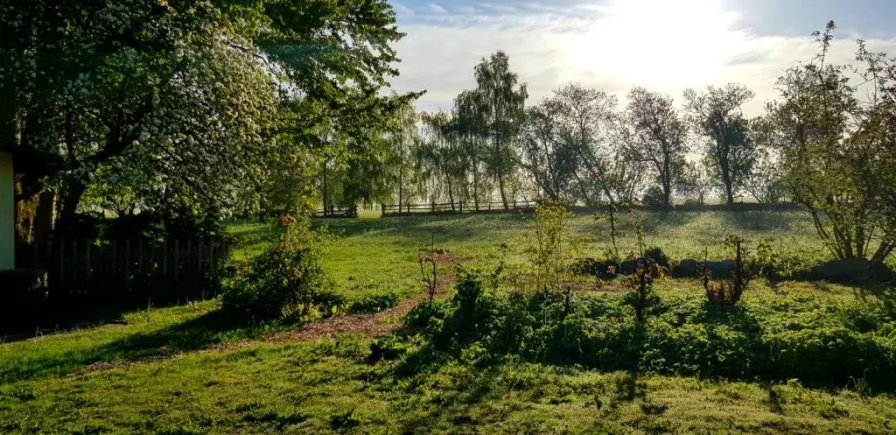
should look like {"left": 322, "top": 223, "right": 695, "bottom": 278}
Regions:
{"left": 702, "top": 235, "right": 751, "bottom": 305}
{"left": 641, "top": 186, "right": 666, "bottom": 207}
{"left": 405, "top": 277, "right": 896, "bottom": 391}
{"left": 347, "top": 291, "right": 402, "bottom": 314}
{"left": 222, "top": 215, "right": 333, "bottom": 323}
{"left": 643, "top": 247, "right": 670, "bottom": 269}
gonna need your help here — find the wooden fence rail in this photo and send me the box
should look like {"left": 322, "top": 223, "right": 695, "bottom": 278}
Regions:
{"left": 381, "top": 200, "right": 537, "bottom": 217}
{"left": 311, "top": 205, "right": 359, "bottom": 218}
{"left": 380, "top": 200, "right": 800, "bottom": 217}
{"left": 17, "top": 238, "right": 228, "bottom": 300}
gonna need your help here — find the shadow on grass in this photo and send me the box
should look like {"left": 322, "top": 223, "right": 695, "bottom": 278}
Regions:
{"left": 0, "top": 310, "right": 286, "bottom": 384}
{"left": 315, "top": 213, "right": 532, "bottom": 242}
{"left": 718, "top": 210, "right": 801, "bottom": 233}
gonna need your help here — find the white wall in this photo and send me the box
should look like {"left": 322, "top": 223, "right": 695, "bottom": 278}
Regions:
{"left": 0, "top": 152, "right": 13, "bottom": 270}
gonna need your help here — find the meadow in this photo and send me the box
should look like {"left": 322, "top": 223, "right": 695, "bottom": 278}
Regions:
{"left": 2, "top": 210, "right": 895, "bottom": 434}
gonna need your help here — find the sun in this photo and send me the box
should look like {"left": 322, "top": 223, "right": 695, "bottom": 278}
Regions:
{"left": 573, "top": 0, "right": 744, "bottom": 86}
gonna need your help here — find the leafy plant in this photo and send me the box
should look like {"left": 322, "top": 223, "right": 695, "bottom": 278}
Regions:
{"left": 702, "top": 235, "right": 752, "bottom": 305}
{"left": 528, "top": 202, "right": 576, "bottom": 295}
{"left": 222, "top": 215, "right": 334, "bottom": 323}
{"left": 417, "top": 233, "right": 440, "bottom": 303}
{"left": 626, "top": 261, "right": 657, "bottom": 322}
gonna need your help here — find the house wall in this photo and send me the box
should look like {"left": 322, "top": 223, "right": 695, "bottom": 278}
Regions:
{"left": 0, "top": 152, "right": 13, "bottom": 270}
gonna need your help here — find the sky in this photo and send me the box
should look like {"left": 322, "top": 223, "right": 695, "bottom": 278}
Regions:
{"left": 386, "top": 0, "right": 896, "bottom": 116}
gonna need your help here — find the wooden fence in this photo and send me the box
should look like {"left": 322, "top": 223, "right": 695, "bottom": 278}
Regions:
{"left": 381, "top": 200, "right": 537, "bottom": 217}
{"left": 311, "top": 205, "right": 358, "bottom": 218}
{"left": 16, "top": 238, "right": 228, "bottom": 301}
{"left": 380, "top": 200, "right": 800, "bottom": 217}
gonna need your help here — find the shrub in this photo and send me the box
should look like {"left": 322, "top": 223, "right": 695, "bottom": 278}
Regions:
{"left": 347, "top": 291, "right": 401, "bottom": 314}
{"left": 625, "top": 261, "right": 659, "bottom": 322}
{"left": 402, "top": 278, "right": 896, "bottom": 391}
{"left": 641, "top": 186, "right": 666, "bottom": 207}
{"left": 644, "top": 247, "right": 670, "bottom": 268}
{"left": 222, "top": 215, "right": 333, "bottom": 323}
{"left": 702, "top": 235, "right": 752, "bottom": 305}
{"left": 528, "top": 202, "right": 576, "bottom": 294}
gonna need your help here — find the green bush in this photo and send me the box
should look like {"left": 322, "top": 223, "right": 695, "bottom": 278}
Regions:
{"left": 644, "top": 247, "right": 670, "bottom": 268}
{"left": 347, "top": 291, "right": 402, "bottom": 314}
{"left": 222, "top": 216, "right": 333, "bottom": 323}
{"left": 406, "top": 272, "right": 896, "bottom": 391}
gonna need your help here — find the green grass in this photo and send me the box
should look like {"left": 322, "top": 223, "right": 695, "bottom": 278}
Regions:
{"left": 229, "top": 210, "right": 833, "bottom": 299}
{"left": 1, "top": 211, "right": 894, "bottom": 433}
{"left": 3, "top": 321, "right": 896, "bottom": 434}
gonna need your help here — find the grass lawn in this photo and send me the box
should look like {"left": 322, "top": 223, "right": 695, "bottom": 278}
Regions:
{"left": 230, "top": 210, "right": 834, "bottom": 300}
{"left": 2, "top": 211, "right": 895, "bottom": 434}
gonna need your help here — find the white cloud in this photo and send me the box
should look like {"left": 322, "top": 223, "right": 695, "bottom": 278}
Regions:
{"left": 427, "top": 3, "right": 447, "bottom": 14}
{"left": 389, "top": 0, "right": 896, "bottom": 117}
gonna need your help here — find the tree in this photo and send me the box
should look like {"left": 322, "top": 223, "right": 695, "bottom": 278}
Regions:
{"left": 2, "top": 0, "right": 420, "bottom": 234}
{"left": 420, "top": 111, "right": 467, "bottom": 209}
{"left": 1, "top": 1, "right": 277, "bottom": 230}
{"left": 676, "top": 160, "right": 713, "bottom": 204}
{"left": 388, "top": 103, "right": 423, "bottom": 211}
{"left": 684, "top": 84, "right": 758, "bottom": 205}
{"left": 766, "top": 21, "right": 895, "bottom": 264}
{"left": 624, "top": 88, "right": 689, "bottom": 207}
{"left": 520, "top": 98, "right": 573, "bottom": 202}
{"left": 742, "top": 126, "right": 786, "bottom": 204}
{"left": 453, "top": 90, "right": 489, "bottom": 210}
{"left": 474, "top": 51, "right": 527, "bottom": 209}
{"left": 521, "top": 84, "right": 618, "bottom": 207}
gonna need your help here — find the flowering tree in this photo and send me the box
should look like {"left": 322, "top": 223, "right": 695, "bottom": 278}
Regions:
{"left": 766, "top": 22, "right": 895, "bottom": 264}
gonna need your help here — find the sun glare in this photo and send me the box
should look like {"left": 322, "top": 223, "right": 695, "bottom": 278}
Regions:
{"left": 574, "top": 0, "right": 743, "bottom": 85}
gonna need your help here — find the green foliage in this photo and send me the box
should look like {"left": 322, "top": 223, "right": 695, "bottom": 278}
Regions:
{"left": 641, "top": 186, "right": 666, "bottom": 207}
{"left": 528, "top": 202, "right": 577, "bottom": 294}
{"left": 222, "top": 216, "right": 334, "bottom": 323}
{"left": 409, "top": 274, "right": 896, "bottom": 391}
{"left": 624, "top": 88, "right": 689, "bottom": 207}
{"left": 644, "top": 247, "right": 670, "bottom": 269}
{"left": 683, "top": 84, "right": 758, "bottom": 205}
{"left": 702, "top": 235, "right": 752, "bottom": 305}
{"left": 763, "top": 21, "right": 896, "bottom": 265}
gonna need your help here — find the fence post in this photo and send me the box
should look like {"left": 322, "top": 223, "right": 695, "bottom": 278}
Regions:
{"left": 72, "top": 240, "right": 79, "bottom": 288}
{"left": 58, "top": 238, "right": 65, "bottom": 289}
{"left": 137, "top": 239, "right": 143, "bottom": 280}
{"left": 125, "top": 239, "right": 131, "bottom": 287}
{"left": 112, "top": 239, "right": 118, "bottom": 277}
{"left": 460, "top": 201, "right": 464, "bottom": 214}
{"left": 85, "top": 241, "right": 91, "bottom": 281}
{"left": 198, "top": 241, "right": 204, "bottom": 275}
{"left": 381, "top": 203, "right": 385, "bottom": 217}
{"left": 175, "top": 240, "right": 181, "bottom": 283}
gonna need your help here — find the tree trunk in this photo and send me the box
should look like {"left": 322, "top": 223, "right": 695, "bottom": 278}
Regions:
{"left": 58, "top": 179, "right": 86, "bottom": 224}
{"left": 398, "top": 171, "right": 404, "bottom": 211}
{"left": 473, "top": 162, "right": 480, "bottom": 211}
{"left": 498, "top": 176, "right": 509, "bottom": 210}
{"left": 14, "top": 181, "right": 37, "bottom": 244}
{"left": 321, "top": 160, "right": 328, "bottom": 217}
{"left": 33, "top": 189, "right": 56, "bottom": 243}
{"left": 446, "top": 174, "right": 455, "bottom": 212}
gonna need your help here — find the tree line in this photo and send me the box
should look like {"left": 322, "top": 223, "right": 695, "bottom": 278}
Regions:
{"left": 378, "top": 57, "right": 783, "bottom": 211}
{"left": 3, "top": 6, "right": 894, "bottom": 267}
{"left": 343, "top": 22, "right": 894, "bottom": 266}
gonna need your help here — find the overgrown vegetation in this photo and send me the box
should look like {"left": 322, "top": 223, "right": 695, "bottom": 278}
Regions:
{"left": 403, "top": 268, "right": 896, "bottom": 391}
{"left": 701, "top": 235, "right": 753, "bottom": 305}
{"left": 222, "top": 216, "right": 334, "bottom": 323}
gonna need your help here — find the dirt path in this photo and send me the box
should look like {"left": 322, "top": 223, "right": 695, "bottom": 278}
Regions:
{"left": 213, "top": 251, "right": 463, "bottom": 352}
